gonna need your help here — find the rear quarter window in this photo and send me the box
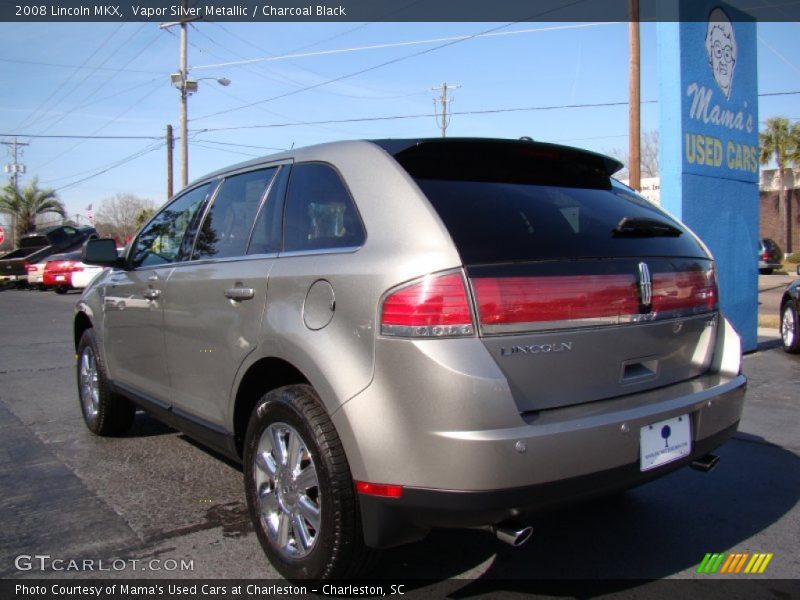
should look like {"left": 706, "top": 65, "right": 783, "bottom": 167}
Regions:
{"left": 282, "top": 163, "right": 365, "bottom": 253}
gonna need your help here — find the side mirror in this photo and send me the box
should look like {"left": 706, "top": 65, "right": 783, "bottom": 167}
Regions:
{"left": 83, "top": 238, "right": 123, "bottom": 268}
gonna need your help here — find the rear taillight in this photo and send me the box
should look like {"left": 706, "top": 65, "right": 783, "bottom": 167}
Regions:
{"left": 761, "top": 252, "right": 769, "bottom": 261}
{"left": 472, "top": 266, "right": 717, "bottom": 334}
{"left": 25, "top": 263, "right": 36, "bottom": 273}
{"left": 47, "top": 260, "right": 82, "bottom": 273}
{"left": 474, "top": 275, "right": 639, "bottom": 326}
{"left": 380, "top": 272, "right": 474, "bottom": 338}
{"left": 652, "top": 267, "right": 717, "bottom": 314}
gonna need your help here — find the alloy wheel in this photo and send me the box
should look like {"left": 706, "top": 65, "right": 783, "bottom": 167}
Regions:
{"left": 782, "top": 305, "right": 797, "bottom": 349}
{"left": 253, "top": 422, "right": 321, "bottom": 559}
{"left": 79, "top": 347, "right": 100, "bottom": 421}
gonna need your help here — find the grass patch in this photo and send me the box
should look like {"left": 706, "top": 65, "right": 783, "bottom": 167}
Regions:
{"left": 758, "top": 314, "right": 781, "bottom": 329}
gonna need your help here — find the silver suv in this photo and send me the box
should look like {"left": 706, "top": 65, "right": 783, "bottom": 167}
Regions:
{"left": 75, "top": 138, "right": 746, "bottom": 579}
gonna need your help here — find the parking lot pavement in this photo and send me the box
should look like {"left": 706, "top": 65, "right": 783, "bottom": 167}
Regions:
{"left": 0, "top": 289, "right": 798, "bottom": 586}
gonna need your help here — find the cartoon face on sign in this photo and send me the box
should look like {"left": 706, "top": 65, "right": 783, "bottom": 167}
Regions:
{"left": 705, "top": 7, "right": 737, "bottom": 99}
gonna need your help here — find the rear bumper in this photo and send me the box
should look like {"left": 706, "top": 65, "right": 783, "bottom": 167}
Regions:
{"left": 350, "top": 372, "right": 746, "bottom": 548}
{"left": 359, "top": 414, "right": 742, "bottom": 548}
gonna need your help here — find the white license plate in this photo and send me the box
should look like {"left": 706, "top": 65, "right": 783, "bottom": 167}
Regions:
{"left": 55, "top": 275, "right": 66, "bottom": 281}
{"left": 640, "top": 414, "right": 691, "bottom": 471}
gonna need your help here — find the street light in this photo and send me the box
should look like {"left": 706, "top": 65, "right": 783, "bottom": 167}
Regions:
{"left": 170, "top": 73, "right": 231, "bottom": 187}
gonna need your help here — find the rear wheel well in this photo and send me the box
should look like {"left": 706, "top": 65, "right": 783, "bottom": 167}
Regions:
{"left": 233, "top": 358, "right": 309, "bottom": 458}
{"left": 74, "top": 312, "right": 93, "bottom": 351}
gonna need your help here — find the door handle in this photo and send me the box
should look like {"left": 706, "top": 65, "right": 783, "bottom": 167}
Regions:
{"left": 143, "top": 288, "right": 161, "bottom": 300}
{"left": 225, "top": 287, "right": 255, "bottom": 301}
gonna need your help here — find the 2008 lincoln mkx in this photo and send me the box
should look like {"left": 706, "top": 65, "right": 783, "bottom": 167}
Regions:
{"left": 74, "top": 138, "right": 746, "bottom": 579}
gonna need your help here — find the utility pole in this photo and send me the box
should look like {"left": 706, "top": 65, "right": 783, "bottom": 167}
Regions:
{"left": 2, "top": 136, "right": 29, "bottom": 246}
{"left": 2, "top": 137, "right": 29, "bottom": 192}
{"left": 166, "top": 124, "right": 174, "bottom": 199}
{"left": 179, "top": 7, "right": 188, "bottom": 188}
{"left": 432, "top": 82, "right": 461, "bottom": 138}
{"left": 628, "top": 0, "right": 641, "bottom": 191}
{"left": 161, "top": 0, "right": 195, "bottom": 189}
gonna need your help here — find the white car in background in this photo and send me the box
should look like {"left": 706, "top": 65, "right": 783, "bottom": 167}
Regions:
{"left": 25, "top": 261, "right": 47, "bottom": 290}
{"left": 72, "top": 247, "right": 124, "bottom": 290}
{"left": 70, "top": 263, "right": 104, "bottom": 290}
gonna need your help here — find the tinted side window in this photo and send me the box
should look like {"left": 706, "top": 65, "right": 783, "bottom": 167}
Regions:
{"left": 193, "top": 168, "right": 277, "bottom": 260}
{"left": 131, "top": 184, "right": 212, "bottom": 268}
{"left": 248, "top": 165, "right": 289, "bottom": 255}
{"left": 283, "top": 163, "right": 365, "bottom": 252}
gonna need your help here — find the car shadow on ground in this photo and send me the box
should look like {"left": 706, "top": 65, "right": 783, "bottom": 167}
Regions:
{"left": 128, "top": 410, "right": 176, "bottom": 437}
{"left": 370, "top": 433, "right": 799, "bottom": 588}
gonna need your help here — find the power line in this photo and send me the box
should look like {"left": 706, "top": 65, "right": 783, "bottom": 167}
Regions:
{"left": 0, "top": 57, "right": 165, "bottom": 75}
{"left": 191, "top": 0, "right": 593, "bottom": 122}
{"left": 53, "top": 141, "right": 165, "bottom": 192}
{"left": 207, "top": 22, "right": 430, "bottom": 100}
{"left": 13, "top": 24, "right": 125, "bottom": 132}
{"left": 190, "top": 141, "right": 261, "bottom": 158}
{"left": 193, "top": 99, "right": 658, "bottom": 133}
{"left": 191, "top": 22, "right": 616, "bottom": 71}
{"left": 32, "top": 25, "right": 161, "bottom": 136}
{"left": 191, "top": 139, "right": 287, "bottom": 151}
{"left": 0, "top": 133, "right": 162, "bottom": 139}
{"left": 4, "top": 90, "right": 798, "bottom": 141}
{"left": 33, "top": 81, "right": 165, "bottom": 172}
{"left": 42, "top": 139, "right": 164, "bottom": 183}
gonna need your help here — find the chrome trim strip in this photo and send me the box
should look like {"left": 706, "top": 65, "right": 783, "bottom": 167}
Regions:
{"left": 480, "top": 311, "right": 717, "bottom": 336}
{"left": 381, "top": 323, "right": 474, "bottom": 338}
{"left": 278, "top": 246, "right": 362, "bottom": 258}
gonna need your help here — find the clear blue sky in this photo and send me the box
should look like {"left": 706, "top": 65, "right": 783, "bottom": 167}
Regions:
{"left": 0, "top": 20, "right": 798, "bottom": 222}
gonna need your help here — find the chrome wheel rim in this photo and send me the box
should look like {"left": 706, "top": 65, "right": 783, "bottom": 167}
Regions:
{"left": 79, "top": 347, "right": 100, "bottom": 421}
{"left": 782, "top": 306, "right": 796, "bottom": 348}
{"left": 254, "top": 422, "right": 321, "bottom": 558}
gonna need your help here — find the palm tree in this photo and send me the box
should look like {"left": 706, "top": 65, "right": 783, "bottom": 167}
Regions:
{"left": 0, "top": 177, "right": 66, "bottom": 242}
{"left": 760, "top": 117, "right": 800, "bottom": 254}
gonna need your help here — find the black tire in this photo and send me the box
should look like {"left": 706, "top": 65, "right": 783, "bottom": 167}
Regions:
{"left": 243, "top": 384, "right": 377, "bottom": 580}
{"left": 781, "top": 302, "right": 800, "bottom": 354}
{"left": 55, "top": 285, "right": 69, "bottom": 294}
{"left": 76, "top": 328, "right": 135, "bottom": 435}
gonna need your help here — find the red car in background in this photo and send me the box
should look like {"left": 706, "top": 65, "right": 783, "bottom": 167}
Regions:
{"left": 43, "top": 251, "right": 84, "bottom": 294}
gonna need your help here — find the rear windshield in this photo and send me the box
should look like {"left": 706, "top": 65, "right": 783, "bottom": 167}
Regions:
{"left": 392, "top": 142, "right": 708, "bottom": 264}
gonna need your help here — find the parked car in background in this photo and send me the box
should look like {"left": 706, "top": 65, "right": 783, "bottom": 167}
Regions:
{"left": 780, "top": 279, "right": 800, "bottom": 353}
{"left": 72, "top": 247, "right": 125, "bottom": 290}
{"left": 43, "top": 251, "right": 84, "bottom": 294}
{"left": 75, "top": 138, "right": 747, "bottom": 579}
{"left": 0, "top": 225, "right": 97, "bottom": 285}
{"left": 71, "top": 263, "right": 104, "bottom": 290}
{"left": 759, "top": 238, "right": 783, "bottom": 274}
{"left": 25, "top": 260, "right": 47, "bottom": 290}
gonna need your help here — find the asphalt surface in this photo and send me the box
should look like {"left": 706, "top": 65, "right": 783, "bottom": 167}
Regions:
{"left": 0, "top": 288, "right": 798, "bottom": 589}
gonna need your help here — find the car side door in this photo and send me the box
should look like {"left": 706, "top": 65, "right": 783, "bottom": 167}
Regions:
{"left": 102, "top": 183, "right": 215, "bottom": 402}
{"left": 162, "top": 164, "right": 287, "bottom": 428}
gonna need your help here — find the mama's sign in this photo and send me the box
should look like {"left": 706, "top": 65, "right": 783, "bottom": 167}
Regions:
{"left": 658, "top": 1, "right": 759, "bottom": 352}
{"left": 678, "top": 4, "right": 758, "bottom": 180}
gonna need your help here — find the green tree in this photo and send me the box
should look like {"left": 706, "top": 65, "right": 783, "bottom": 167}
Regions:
{"left": 760, "top": 117, "right": 800, "bottom": 254}
{"left": 0, "top": 177, "right": 66, "bottom": 241}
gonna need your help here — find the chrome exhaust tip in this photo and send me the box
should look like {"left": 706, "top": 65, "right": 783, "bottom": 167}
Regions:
{"left": 492, "top": 523, "right": 534, "bottom": 547}
{"left": 690, "top": 453, "right": 720, "bottom": 473}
